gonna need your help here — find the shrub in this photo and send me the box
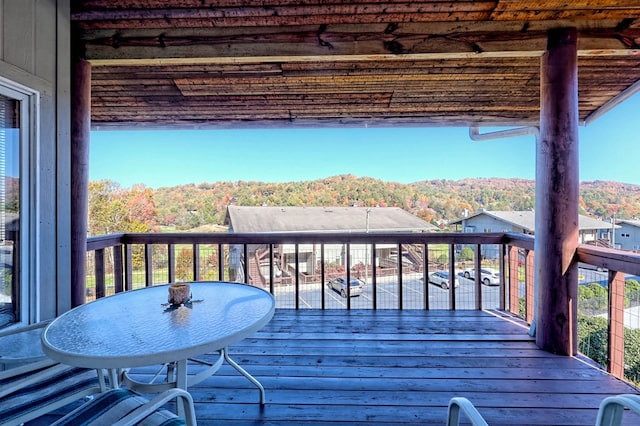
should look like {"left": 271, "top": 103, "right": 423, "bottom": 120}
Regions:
{"left": 579, "top": 286, "right": 594, "bottom": 300}
{"left": 578, "top": 315, "right": 609, "bottom": 369}
{"left": 578, "top": 315, "right": 640, "bottom": 386}
{"left": 459, "top": 246, "right": 474, "bottom": 261}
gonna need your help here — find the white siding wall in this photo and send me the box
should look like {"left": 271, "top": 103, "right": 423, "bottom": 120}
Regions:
{"left": 615, "top": 223, "right": 640, "bottom": 251}
{"left": 462, "top": 216, "right": 525, "bottom": 233}
{"left": 0, "top": 0, "right": 71, "bottom": 319}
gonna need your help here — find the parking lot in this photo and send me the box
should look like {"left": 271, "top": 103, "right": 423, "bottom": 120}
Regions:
{"left": 273, "top": 272, "right": 505, "bottom": 310}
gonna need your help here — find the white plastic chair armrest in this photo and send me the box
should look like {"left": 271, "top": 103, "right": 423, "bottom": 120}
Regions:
{"left": 112, "top": 388, "right": 197, "bottom": 426}
{"left": 447, "top": 397, "right": 489, "bottom": 426}
{"left": 596, "top": 394, "right": 640, "bottom": 426}
{"left": 0, "top": 362, "right": 68, "bottom": 399}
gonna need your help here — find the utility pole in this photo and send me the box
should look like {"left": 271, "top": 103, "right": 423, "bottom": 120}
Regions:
{"left": 611, "top": 213, "right": 616, "bottom": 248}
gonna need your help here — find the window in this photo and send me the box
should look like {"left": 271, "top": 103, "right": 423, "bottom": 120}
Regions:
{"left": 0, "top": 80, "right": 34, "bottom": 329}
{"left": 0, "top": 95, "right": 20, "bottom": 327}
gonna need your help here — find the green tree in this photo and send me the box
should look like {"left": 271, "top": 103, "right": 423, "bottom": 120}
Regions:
{"left": 176, "top": 247, "right": 193, "bottom": 282}
{"left": 459, "top": 246, "right": 474, "bottom": 261}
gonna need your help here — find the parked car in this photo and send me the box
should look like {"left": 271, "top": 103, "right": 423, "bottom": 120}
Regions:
{"left": 427, "top": 271, "right": 460, "bottom": 289}
{"left": 463, "top": 268, "right": 500, "bottom": 286}
{"left": 327, "top": 277, "right": 365, "bottom": 298}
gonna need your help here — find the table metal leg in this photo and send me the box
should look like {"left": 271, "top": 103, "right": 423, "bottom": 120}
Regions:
{"left": 175, "top": 359, "right": 189, "bottom": 417}
{"left": 222, "top": 347, "right": 266, "bottom": 404}
{"left": 107, "top": 368, "right": 119, "bottom": 389}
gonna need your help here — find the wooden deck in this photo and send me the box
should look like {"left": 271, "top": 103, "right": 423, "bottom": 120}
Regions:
{"left": 31, "top": 309, "right": 639, "bottom": 425}
{"left": 183, "top": 309, "right": 638, "bottom": 425}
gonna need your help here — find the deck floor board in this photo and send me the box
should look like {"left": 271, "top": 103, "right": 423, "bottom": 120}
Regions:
{"left": 28, "top": 309, "right": 639, "bottom": 425}
{"left": 180, "top": 309, "right": 638, "bottom": 425}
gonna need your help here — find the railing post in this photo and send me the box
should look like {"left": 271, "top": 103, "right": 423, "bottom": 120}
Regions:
{"left": 269, "top": 244, "right": 275, "bottom": 295}
{"left": 509, "top": 246, "right": 520, "bottom": 314}
{"left": 449, "top": 244, "right": 456, "bottom": 310}
{"left": 525, "top": 250, "right": 535, "bottom": 324}
{"left": 320, "top": 244, "right": 326, "bottom": 309}
{"left": 346, "top": 243, "right": 352, "bottom": 310}
{"left": 372, "top": 243, "right": 378, "bottom": 310}
{"left": 243, "top": 244, "right": 249, "bottom": 284}
{"left": 423, "top": 243, "right": 429, "bottom": 310}
{"left": 125, "top": 244, "right": 133, "bottom": 291}
{"left": 397, "top": 243, "right": 403, "bottom": 310}
{"left": 168, "top": 243, "right": 175, "bottom": 283}
{"left": 295, "top": 244, "right": 300, "bottom": 309}
{"left": 217, "top": 244, "right": 223, "bottom": 281}
{"left": 145, "top": 244, "right": 153, "bottom": 287}
{"left": 95, "top": 248, "right": 105, "bottom": 299}
{"left": 193, "top": 244, "right": 200, "bottom": 281}
{"left": 113, "top": 245, "right": 124, "bottom": 294}
{"left": 499, "top": 244, "right": 506, "bottom": 311}
{"left": 474, "top": 244, "right": 482, "bottom": 298}
{"left": 608, "top": 270, "right": 626, "bottom": 379}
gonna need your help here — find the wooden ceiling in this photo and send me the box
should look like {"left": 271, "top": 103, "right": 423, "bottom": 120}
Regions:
{"left": 71, "top": 1, "right": 640, "bottom": 129}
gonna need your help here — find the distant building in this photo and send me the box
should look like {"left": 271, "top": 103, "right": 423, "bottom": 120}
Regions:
{"left": 450, "top": 210, "right": 615, "bottom": 243}
{"left": 449, "top": 210, "right": 617, "bottom": 258}
{"left": 223, "top": 206, "right": 436, "bottom": 284}
{"left": 224, "top": 205, "right": 437, "bottom": 233}
{"left": 614, "top": 219, "right": 640, "bottom": 252}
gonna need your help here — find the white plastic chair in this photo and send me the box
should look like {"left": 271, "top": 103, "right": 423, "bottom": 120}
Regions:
{"left": 595, "top": 394, "right": 640, "bottom": 426}
{"left": 51, "top": 387, "right": 197, "bottom": 426}
{"left": 0, "top": 322, "right": 107, "bottom": 426}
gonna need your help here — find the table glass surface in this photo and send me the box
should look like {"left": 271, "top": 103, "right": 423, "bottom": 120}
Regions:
{"left": 41, "top": 282, "right": 274, "bottom": 369}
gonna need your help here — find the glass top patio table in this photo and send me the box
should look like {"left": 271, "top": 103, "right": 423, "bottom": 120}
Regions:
{"left": 41, "top": 281, "right": 275, "bottom": 399}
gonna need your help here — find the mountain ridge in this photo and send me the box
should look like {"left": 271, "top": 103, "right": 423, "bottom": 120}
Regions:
{"left": 144, "top": 175, "right": 640, "bottom": 230}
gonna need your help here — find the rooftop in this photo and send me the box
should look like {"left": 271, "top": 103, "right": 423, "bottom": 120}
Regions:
{"left": 224, "top": 205, "right": 437, "bottom": 233}
{"left": 450, "top": 210, "right": 616, "bottom": 232}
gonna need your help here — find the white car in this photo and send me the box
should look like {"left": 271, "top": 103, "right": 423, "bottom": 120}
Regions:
{"left": 426, "top": 271, "right": 460, "bottom": 289}
{"left": 463, "top": 268, "right": 500, "bottom": 286}
{"left": 326, "top": 277, "right": 365, "bottom": 298}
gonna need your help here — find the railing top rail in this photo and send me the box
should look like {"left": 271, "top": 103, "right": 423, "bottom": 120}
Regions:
{"left": 86, "top": 233, "right": 127, "bottom": 251}
{"left": 86, "top": 231, "right": 523, "bottom": 247}
{"left": 503, "top": 232, "right": 535, "bottom": 250}
{"left": 577, "top": 244, "right": 640, "bottom": 276}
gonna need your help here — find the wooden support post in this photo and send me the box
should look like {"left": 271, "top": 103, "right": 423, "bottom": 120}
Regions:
{"left": 70, "top": 56, "right": 91, "bottom": 308}
{"left": 535, "top": 28, "right": 580, "bottom": 355}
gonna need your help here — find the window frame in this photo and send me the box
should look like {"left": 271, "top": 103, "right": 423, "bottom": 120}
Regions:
{"left": 0, "top": 76, "right": 39, "bottom": 328}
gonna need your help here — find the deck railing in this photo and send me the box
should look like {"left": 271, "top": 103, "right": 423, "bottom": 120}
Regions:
{"left": 85, "top": 231, "right": 640, "bottom": 385}
{"left": 86, "top": 231, "right": 533, "bottom": 311}
{"left": 576, "top": 244, "right": 640, "bottom": 385}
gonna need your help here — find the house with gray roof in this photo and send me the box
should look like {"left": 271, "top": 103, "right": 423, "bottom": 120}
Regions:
{"left": 614, "top": 219, "right": 640, "bottom": 252}
{"left": 223, "top": 206, "right": 436, "bottom": 284}
{"left": 224, "top": 206, "right": 437, "bottom": 233}
{"left": 449, "top": 210, "right": 616, "bottom": 244}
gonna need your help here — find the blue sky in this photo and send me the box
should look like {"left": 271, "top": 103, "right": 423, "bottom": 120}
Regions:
{"left": 90, "top": 93, "right": 640, "bottom": 188}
